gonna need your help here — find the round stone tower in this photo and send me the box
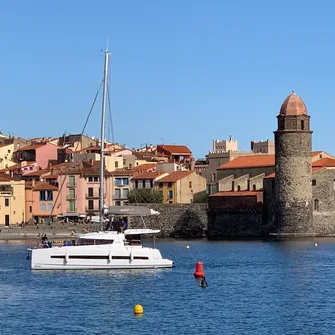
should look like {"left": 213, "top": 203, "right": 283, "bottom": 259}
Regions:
{"left": 274, "top": 92, "right": 313, "bottom": 234}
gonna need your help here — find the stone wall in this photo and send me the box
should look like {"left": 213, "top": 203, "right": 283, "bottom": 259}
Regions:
{"left": 311, "top": 169, "right": 335, "bottom": 235}
{"left": 274, "top": 130, "right": 313, "bottom": 233}
{"left": 207, "top": 208, "right": 263, "bottom": 239}
{"left": 128, "top": 203, "right": 208, "bottom": 238}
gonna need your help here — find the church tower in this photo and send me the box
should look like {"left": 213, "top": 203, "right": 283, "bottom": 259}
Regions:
{"left": 274, "top": 92, "right": 313, "bottom": 233}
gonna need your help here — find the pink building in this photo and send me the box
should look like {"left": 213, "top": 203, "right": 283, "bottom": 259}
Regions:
{"left": 25, "top": 181, "right": 60, "bottom": 224}
{"left": 56, "top": 164, "right": 113, "bottom": 218}
{"left": 14, "top": 142, "right": 59, "bottom": 169}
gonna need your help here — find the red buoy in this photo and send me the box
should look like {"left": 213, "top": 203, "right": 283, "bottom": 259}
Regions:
{"left": 194, "top": 262, "right": 205, "bottom": 278}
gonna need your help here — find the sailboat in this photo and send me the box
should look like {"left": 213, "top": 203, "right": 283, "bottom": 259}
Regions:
{"left": 28, "top": 50, "right": 174, "bottom": 270}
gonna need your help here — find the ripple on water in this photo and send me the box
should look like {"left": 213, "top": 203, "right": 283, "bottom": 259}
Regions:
{"left": 1, "top": 240, "right": 335, "bottom": 334}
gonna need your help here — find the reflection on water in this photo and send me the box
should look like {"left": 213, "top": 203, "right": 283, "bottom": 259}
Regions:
{"left": 1, "top": 238, "right": 335, "bottom": 334}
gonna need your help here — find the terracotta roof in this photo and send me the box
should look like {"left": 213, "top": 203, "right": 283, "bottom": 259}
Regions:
{"left": 217, "top": 152, "right": 328, "bottom": 170}
{"left": 0, "top": 174, "right": 12, "bottom": 182}
{"left": 312, "top": 157, "right": 335, "bottom": 168}
{"left": 45, "top": 174, "right": 59, "bottom": 179}
{"left": 31, "top": 182, "right": 58, "bottom": 191}
{"left": 210, "top": 191, "right": 263, "bottom": 197}
{"left": 311, "top": 151, "right": 323, "bottom": 158}
{"left": 157, "top": 145, "right": 191, "bottom": 155}
{"left": 265, "top": 167, "right": 326, "bottom": 179}
{"left": 16, "top": 143, "right": 47, "bottom": 151}
{"left": 132, "top": 163, "right": 156, "bottom": 171}
{"left": 131, "top": 171, "right": 165, "bottom": 180}
{"left": 280, "top": 92, "right": 307, "bottom": 116}
{"left": 0, "top": 164, "right": 19, "bottom": 173}
{"left": 218, "top": 155, "right": 275, "bottom": 169}
{"left": 158, "top": 171, "right": 193, "bottom": 182}
{"left": 24, "top": 168, "right": 50, "bottom": 177}
{"left": 110, "top": 169, "right": 134, "bottom": 176}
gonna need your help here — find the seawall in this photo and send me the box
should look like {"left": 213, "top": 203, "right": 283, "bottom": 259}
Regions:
{"left": 128, "top": 203, "right": 208, "bottom": 238}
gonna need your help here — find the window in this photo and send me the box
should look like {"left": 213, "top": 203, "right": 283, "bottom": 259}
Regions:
{"left": 47, "top": 191, "right": 53, "bottom": 201}
{"left": 237, "top": 185, "right": 241, "bottom": 191}
{"left": 314, "top": 199, "right": 320, "bottom": 211}
{"left": 135, "top": 180, "right": 139, "bottom": 188}
{"left": 114, "top": 189, "right": 121, "bottom": 198}
{"left": 47, "top": 204, "right": 53, "bottom": 212}
{"left": 5, "top": 198, "right": 9, "bottom": 206}
{"left": 189, "top": 181, "right": 192, "bottom": 188}
{"left": 115, "top": 178, "right": 129, "bottom": 186}
{"left": 168, "top": 182, "right": 173, "bottom": 188}
{"left": 115, "top": 161, "right": 119, "bottom": 168}
{"left": 88, "top": 187, "right": 93, "bottom": 197}
{"left": 301, "top": 120, "right": 305, "bottom": 130}
{"left": 40, "top": 203, "right": 46, "bottom": 211}
{"left": 168, "top": 190, "right": 173, "bottom": 199}
{"left": 212, "top": 173, "right": 216, "bottom": 182}
{"left": 29, "top": 206, "right": 32, "bottom": 213}
{"left": 69, "top": 175, "right": 75, "bottom": 186}
{"left": 69, "top": 201, "right": 76, "bottom": 212}
{"left": 252, "top": 184, "right": 256, "bottom": 191}
{"left": 88, "top": 200, "right": 94, "bottom": 210}
{"left": 159, "top": 183, "right": 163, "bottom": 188}
{"left": 40, "top": 191, "right": 46, "bottom": 201}
{"left": 7, "top": 149, "right": 10, "bottom": 153}
{"left": 122, "top": 189, "right": 129, "bottom": 198}
{"left": 150, "top": 179, "right": 153, "bottom": 188}
{"left": 312, "top": 179, "right": 316, "bottom": 186}
{"left": 40, "top": 191, "right": 53, "bottom": 201}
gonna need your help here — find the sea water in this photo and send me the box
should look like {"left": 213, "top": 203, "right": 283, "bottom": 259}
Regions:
{"left": 0, "top": 238, "right": 335, "bottom": 334}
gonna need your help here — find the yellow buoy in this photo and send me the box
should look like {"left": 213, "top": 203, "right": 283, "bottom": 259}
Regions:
{"left": 134, "top": 304, "right": 144, "bottom": 315}
{"left": 186, "top": 245, "right": 190, "bottom": 249}
{"left": 314, "top": 243, "right": 318, "bottom": 247}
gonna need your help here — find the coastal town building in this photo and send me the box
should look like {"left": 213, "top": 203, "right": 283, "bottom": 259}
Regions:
{"left": 251, "top": 140, "right": 274, "bottom": 154}
{"left": 212, "top": 137, "right": 238, "bottom": 153}
{"left": 13, "top": 142, "right": 59, "bottom": 169}
{"left": 131, "top": 171, "right": 168, "bottom": 190}
{"left": 0, "top": 143, "right": 16, "bottom": 170}
{"left": 0, "top": 175, "right": 25, "bottom": 225}
{"left": 25, "top": 181, "right": 59, "bottom": 224}
{"left": 195, "top": 137, "right": 275, "bottom": 195}
{"left": 157, "top": 171, "right": 206, "bottom": 204}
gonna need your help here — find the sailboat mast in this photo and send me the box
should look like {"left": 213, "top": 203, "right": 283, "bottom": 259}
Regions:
{"left": 99, "top": 50, "right": 110, "bottom": 230}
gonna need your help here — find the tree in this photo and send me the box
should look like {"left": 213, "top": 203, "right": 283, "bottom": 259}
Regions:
{"left": 128, "top": 189, "right": 163, "bottom": 203}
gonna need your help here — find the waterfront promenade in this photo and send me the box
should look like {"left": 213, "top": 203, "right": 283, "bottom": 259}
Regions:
{"left": 0, "top": 222, "right": 99, "bottom": 241}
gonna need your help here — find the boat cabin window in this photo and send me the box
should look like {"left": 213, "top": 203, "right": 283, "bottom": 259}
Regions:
{"left": 77, "top": 239, "right": 114, "bottom": 245}
{"left": 126, "top": 234, "right": 142, "bottom": 246}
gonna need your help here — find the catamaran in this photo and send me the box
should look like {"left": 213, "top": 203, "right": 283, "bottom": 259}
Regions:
{"left": 28, "top": 50, "right": 174, "bottom": 270}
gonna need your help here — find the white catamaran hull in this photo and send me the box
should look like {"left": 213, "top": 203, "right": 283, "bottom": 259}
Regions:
{"left": 30, "top": 244, "right": 174, "bottom": 270}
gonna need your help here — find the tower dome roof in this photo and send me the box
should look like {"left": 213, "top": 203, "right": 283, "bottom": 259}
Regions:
{"left": 280, "top": 92, "right": 307, "bottom": 116}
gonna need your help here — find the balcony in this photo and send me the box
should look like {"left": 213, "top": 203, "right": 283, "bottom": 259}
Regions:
{"left": 0, "top": 191, "right": 13, "bottom": 196}
{"left": 85, "top": 193, "right": 105, "bottom": 199}
{"left": 66, "top": 195, "right": 77, "bottom": 201}
{"left": 66, "top": 183, "right": 76, "bottom": 188}
{"left": 113, "top": 194, "right": 129, "bottom": 200}
{"left": 67, "top": 208, "right": 77, "bottom": 212}
{"left": 85, "top": 206, "right": 100, "bottom": 212}
{"left": 114, "top": 182, "right": 129, "bottom": 187}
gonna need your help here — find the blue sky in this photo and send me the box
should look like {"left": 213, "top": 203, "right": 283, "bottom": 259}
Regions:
{"left": 1, "top": 0, "right": 335, "bottom": 158}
